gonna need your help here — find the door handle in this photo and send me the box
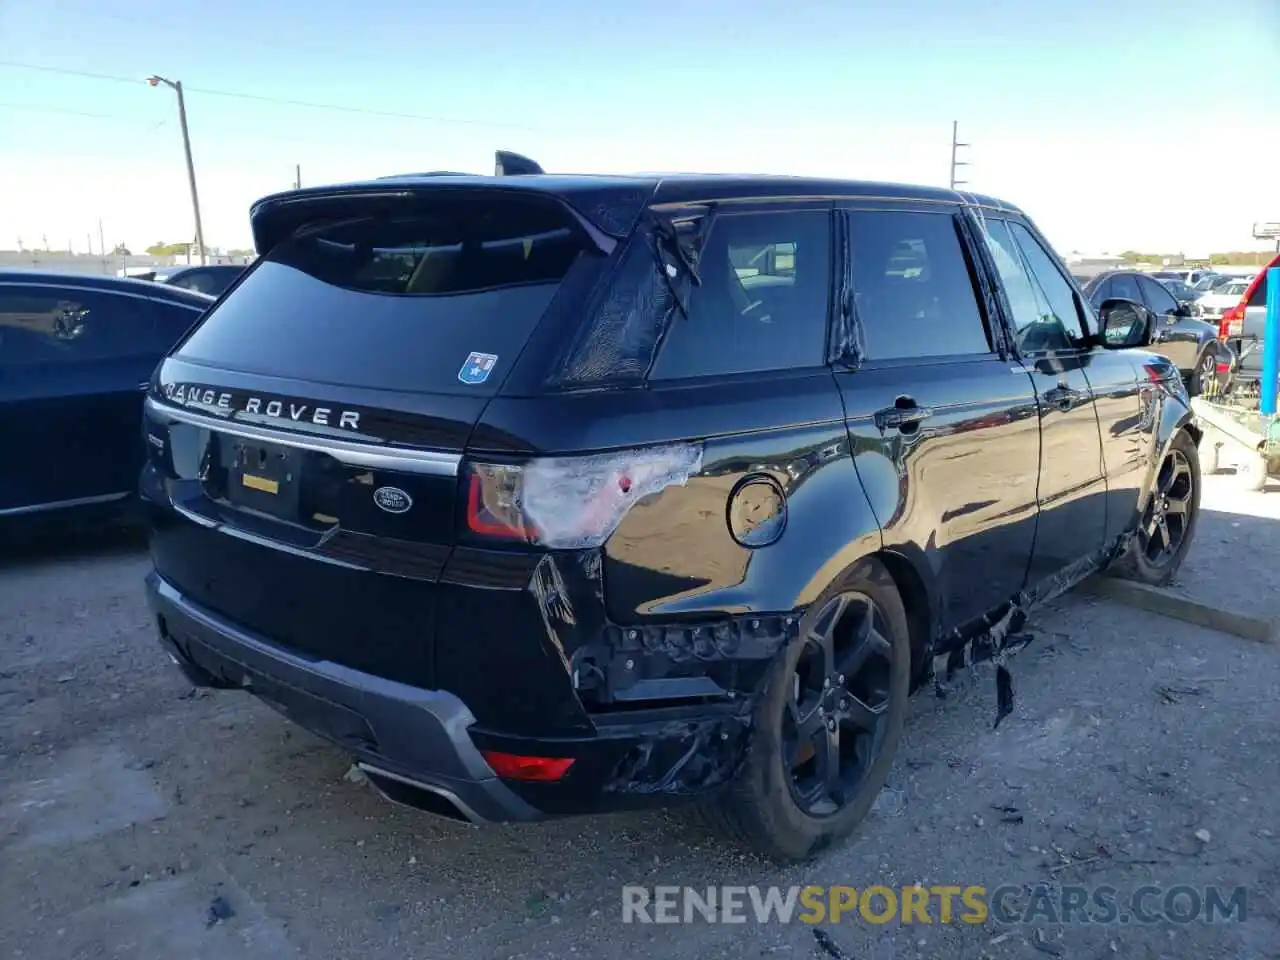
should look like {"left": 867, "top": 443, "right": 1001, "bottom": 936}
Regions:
{"left": 1045, "top": 385, "right": 1080, "bottom": 411}
{"left": 875, "top": 401, "right": 933, "bottom": 433}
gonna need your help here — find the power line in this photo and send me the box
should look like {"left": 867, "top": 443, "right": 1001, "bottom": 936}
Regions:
{"left": 0, "top": 61, "right": 140, "bottom": 86}
{"left": 0, "top": 101, "right": 149, "bottom": 123}
{"left": 0, "top": 59, "right": 587, "bottom": 134}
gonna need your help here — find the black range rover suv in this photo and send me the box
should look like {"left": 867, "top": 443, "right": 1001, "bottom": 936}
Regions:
{"left": 142, "top": 155, "right": 1201, "bottom": 861}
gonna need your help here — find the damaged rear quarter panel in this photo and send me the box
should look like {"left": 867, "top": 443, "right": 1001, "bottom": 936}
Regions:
{"left": 468, "top": 372, "right": 889, "bottom": 801}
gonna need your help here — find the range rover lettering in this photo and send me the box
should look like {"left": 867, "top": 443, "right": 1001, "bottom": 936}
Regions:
{"left": 141, "top": 154, "right": 1201, "bottom": 861}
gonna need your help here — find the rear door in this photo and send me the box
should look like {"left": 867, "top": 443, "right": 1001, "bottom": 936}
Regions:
{"left": 833, "top": 202, "right": 1041, "bottom": 633}
{"left": 973, "top": 217, "right": 1110, "bottom": 583}
{"left": 582, "top": 203, "right": 856, "bottom": 621}
{"left": 0, "top": 284, "right": 160, "bottom": 513}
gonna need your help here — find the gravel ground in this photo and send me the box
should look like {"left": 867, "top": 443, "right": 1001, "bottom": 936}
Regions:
{"left": 1, "top": 473, "right": 1278, "bottom": 960}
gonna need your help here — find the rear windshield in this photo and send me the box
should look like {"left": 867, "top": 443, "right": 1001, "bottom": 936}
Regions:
{"left": 174, "top": 193, "right": 594, "bottom": 395}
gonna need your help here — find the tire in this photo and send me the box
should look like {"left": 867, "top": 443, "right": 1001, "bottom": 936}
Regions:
{"left": 1110, "top": 429, "right": 1201, "bottom": 586}
{"left": 1187, "top": 349, "right": 1217, "bottom": 398}
{"left": 701, "top": 557, "right": 912, "bottom": 862}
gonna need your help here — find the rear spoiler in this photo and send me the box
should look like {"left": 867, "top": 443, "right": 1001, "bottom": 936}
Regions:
{"left": 249, "top": 151, "right": 650, "bottom": 255}
{"left": 375, "top": 152, "right": 545, "bottom": 181}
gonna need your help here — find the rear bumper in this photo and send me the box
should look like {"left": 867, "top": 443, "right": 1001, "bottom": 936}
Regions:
{"left": 146, "top": 569, "right": 753, "bottom": 821}
{"left": 146, "top": 570, "right": 543, "bottom": 824}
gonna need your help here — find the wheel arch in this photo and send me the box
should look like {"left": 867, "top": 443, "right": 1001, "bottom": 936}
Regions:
{"left": 873, "top": 549, "right": 936, "bottom": 688}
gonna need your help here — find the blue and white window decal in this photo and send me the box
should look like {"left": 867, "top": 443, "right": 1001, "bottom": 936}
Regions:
{"left": 458, "top": 352, "right": 499, "bottom": 385}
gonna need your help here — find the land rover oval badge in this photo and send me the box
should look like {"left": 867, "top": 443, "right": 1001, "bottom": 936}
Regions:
{"left": 373, "top": 486, "right": 413, "bottom": 514}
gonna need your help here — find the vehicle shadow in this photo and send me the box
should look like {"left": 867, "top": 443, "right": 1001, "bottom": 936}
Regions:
{"left": 0, "top": 517, "right": 148, "bottom": 571}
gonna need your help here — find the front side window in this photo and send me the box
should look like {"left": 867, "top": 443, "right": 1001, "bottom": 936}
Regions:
{"left": 1109, "top": 273, "right": 1143, "bottom": 304}
{"left": 846, "top": 209, "right": 991, "bottom": 360}
{"left": 1140, "top": 277, "right": 1181, "bottom": 316}
{"left": 649, "top": 210, "right": 832, "bottom": 380}
{"left": 980, "top": 219, "right": 1086, "bottom": 353}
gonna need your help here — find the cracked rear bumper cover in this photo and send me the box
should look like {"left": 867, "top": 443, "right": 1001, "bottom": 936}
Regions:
{"left": 146, "top": 571, "right": 753, "bottom": 821}
{"left": 146, "top": 570, "right": 543, "bottom": 824}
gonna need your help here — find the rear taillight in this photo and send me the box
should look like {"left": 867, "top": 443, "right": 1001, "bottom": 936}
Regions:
{"left": 1220, "top": 303, "right": 1244, "bottom": 338}
{"left": 464, "top": 443, "right": 703, "bottom": 549}
{"left": 480, "top": 750, "right": 575, "bottom": 782}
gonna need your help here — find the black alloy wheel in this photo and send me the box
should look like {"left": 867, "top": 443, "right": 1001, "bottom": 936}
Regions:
{"left": 783, "top": 591, "right": 893, "bottom": 816}
{"left": 1137, "top": 447, "right": 1195, "bottom": 568}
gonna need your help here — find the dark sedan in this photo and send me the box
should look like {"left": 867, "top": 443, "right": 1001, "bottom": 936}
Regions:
{"left": 0, "top": 271, "right": 210, "bottom": 525}
{"left": 153, "top": 264, "right": 248, "bottom": 297}
{"left": 1083, "top": 270, "right": 1232, "bottom": 396}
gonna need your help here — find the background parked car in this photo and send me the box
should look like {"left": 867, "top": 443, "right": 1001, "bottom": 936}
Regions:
{"left": 0, "top": 271, "right": 210, "bottom": 526}
{"left": 1084, "top": 270, "right": 1230, "bottom": 395}
{"left": 1196, "top": 276, "right": 1253, "bottom": 324}
{"left": 1218, "top": 252, "right": 1280, "bottom": 394}
{"left": 1152, "top": 268, "right": 1216, "bottom": 286}
{"left": 152, "top": 264, "right": 248, "bottom": 297}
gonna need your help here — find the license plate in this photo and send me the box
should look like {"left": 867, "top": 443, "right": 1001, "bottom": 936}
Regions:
{"left": 225, "top": 439, "right": 302, "bottom": 519}
{"left": 241, "top": 473, "right": 280, "bottom": 495}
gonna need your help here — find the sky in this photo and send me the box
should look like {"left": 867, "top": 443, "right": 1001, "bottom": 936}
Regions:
{"left": 1, "top": 0, "right": 1278, "bottom": 257}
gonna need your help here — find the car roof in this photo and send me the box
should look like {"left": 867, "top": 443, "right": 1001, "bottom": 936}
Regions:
{"left": 249, "top": 172, "right": 1027, "bottom": 253}
{"left": 0, "top": 269, "right": 214, "bottom": 306}
{"left": 256, "top": 171, "right": 1024, "bottom": 214}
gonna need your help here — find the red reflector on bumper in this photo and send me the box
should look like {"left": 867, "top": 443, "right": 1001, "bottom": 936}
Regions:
{"left": 481, "top": 750, "right": 575, "bottom": 781}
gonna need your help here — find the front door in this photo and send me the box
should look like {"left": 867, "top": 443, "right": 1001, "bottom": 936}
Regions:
{"left": 834, "top": 203, "right": 1041, "bottom": 634}
{"left": 973, "top": 217, "right": 1109, "bottom": 586}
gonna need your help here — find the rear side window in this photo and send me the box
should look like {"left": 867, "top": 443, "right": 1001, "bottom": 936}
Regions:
{"left": 847, "top": 209, "right": 990, "bottom": 360}
{"left": 648, "top": 210, "right": 831, "bottom": 380}
{"left": 175, "top": 193, "right": 597, "bottom": 395}
{"left": 0, "top": 288, "right": 164, "bottom": 365}
{"left": 1247, "top": 270, "right": 1270, "bottom": 308}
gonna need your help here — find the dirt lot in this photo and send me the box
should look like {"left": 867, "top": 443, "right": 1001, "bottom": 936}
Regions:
{"left": 2, "top": 473, "right": 1278, "bottom": 960}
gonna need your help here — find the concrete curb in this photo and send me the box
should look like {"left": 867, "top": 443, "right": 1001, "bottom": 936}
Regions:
{"left": 1081, "top": 576, "right": 1275, "bottom": 644}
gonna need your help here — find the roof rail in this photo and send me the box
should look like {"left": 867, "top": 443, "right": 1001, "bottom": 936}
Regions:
{"left": 494, "top": 151, "right": 544, "bottom": 176}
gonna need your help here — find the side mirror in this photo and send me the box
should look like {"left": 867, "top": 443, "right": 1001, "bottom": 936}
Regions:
{"left": 1097, "top": 298, "right": 1151, "bottom": 349}
{"left": 1173, "top": 301, "right": 1193, "bottom": 318}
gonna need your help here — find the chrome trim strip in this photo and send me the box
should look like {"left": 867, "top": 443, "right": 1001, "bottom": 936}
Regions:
{"left": 0, "top": 490, "right": 131, "bottom": 517}
{"left": 357, "top": 762, "right": 488, "bottom": 825}
{"left": 170, "top": 502, "right": 366, "bottom": 571}
{"left": 145, "top": 397, "right": 461, "bottom": 477}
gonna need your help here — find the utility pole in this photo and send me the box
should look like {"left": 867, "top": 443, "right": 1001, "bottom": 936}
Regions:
{"left": 98, "top": 218, "right": 106, "bottom": 258}
{"left": 295, "top": 164, "right": 302, "bottom": 189}
{"left": 949, "top": 120, "right": 971, "bottom": 191}
{"left": 147, "top": 75, "right": 207, "bottom": 265}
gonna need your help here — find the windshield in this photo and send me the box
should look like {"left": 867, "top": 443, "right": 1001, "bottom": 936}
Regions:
{"left": 175, "top": 194, "right": 597, "bottom": 395}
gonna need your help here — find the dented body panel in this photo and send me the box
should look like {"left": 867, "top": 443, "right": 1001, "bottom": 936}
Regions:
{"left": 143, "top": 169, "right": 1201, "bottom": 826}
